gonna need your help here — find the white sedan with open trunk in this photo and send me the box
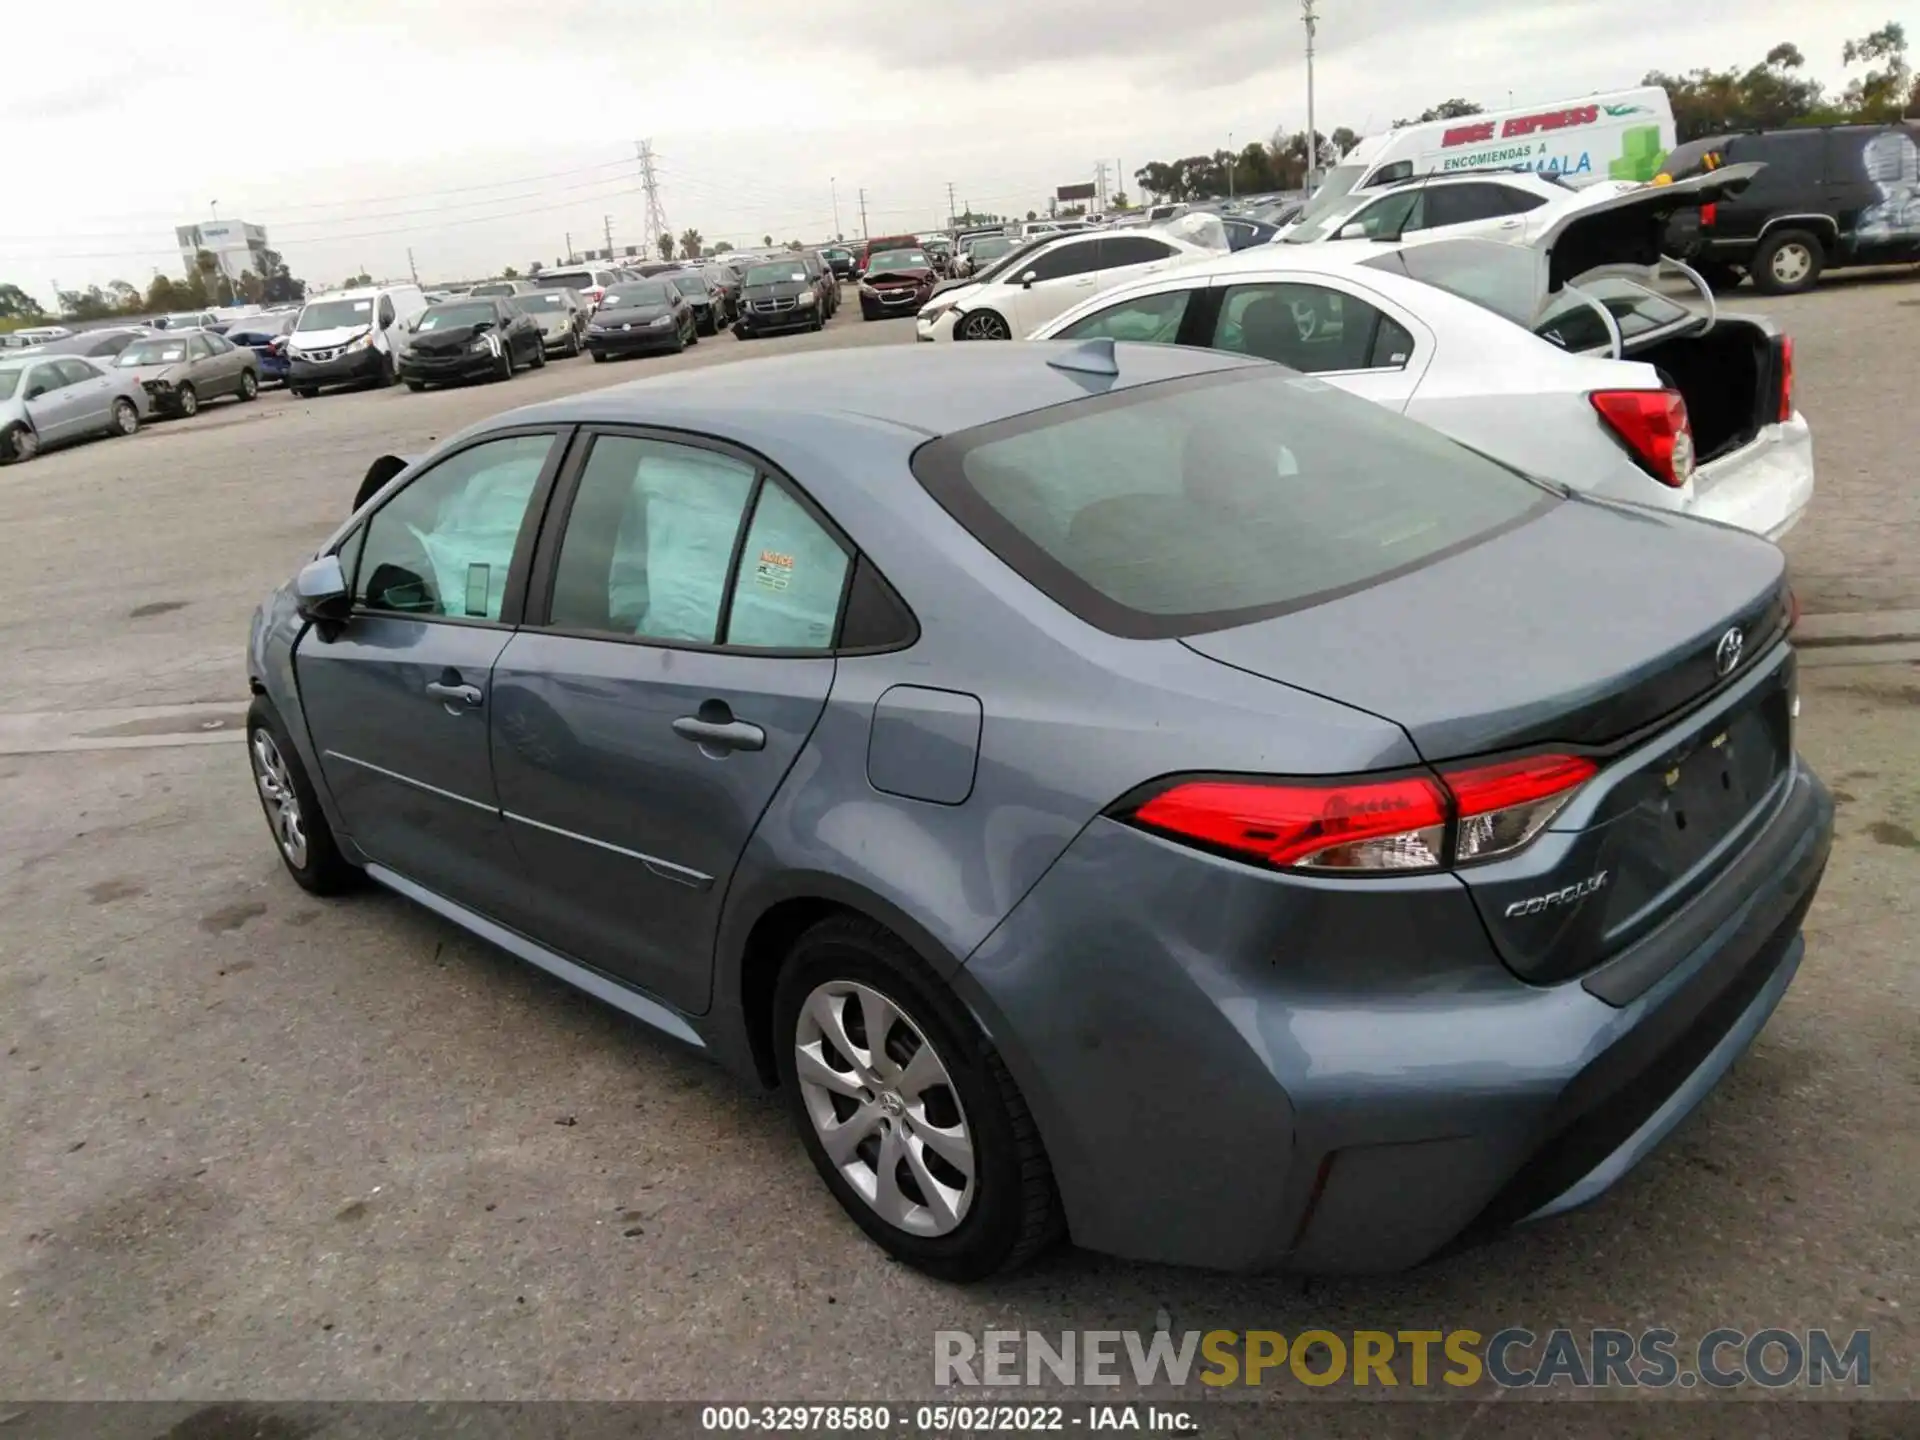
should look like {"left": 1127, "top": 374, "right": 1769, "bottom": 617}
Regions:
{"left": 1032, "top": 165, "right": 1811, "bottom": 541}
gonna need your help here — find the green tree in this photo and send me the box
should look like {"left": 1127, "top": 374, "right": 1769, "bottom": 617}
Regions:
{"left": 678, "top": 228, "right": 704, "bottom": 258}
{"left": 1025, "top": 209, "right": 1037, "bottom": 221}
{"left": 1393, "top": 98, "right": 1483, "bottom": 126}
{"left": 657, "top": 232, "right": 675, "bottom": 259}
{"left": 343, "top": 271, "right": 374, "bottom": 288}
{"left": 106, "top": 280, "right": 140, "bottom": 311}
{"left": 1841, "top": 22, "right": 1913, "bottom": 119}
{"left": 1330, "top": 126, "right": 1359, "bottom": 158}
{"left": 762, "top": 234, "right": 773, "bottom": 247}
{"left": 1109, "top": 192, "right": 1132, "bottom": 211}
{"left": 1647, "top": 42, "right": 1830, "bottom": 139}
{"left": 257, "top": 248, "right": 306, "bottom": 305}
{"left": 712, "top": 240, "right": 734, "bottom": 253}
{"left": 144, "top": 275, "right": 180, "bottom": 312}
{"left": 502, "top": 265, "right": 520, "bottom": 278}
{"left": 0, "top": 283, "right": 40, "bottom": 319}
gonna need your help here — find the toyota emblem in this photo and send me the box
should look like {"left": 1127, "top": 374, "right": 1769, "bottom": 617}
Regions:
{"left": 1714, "top": 626, "right": 1745, "bottom": 676}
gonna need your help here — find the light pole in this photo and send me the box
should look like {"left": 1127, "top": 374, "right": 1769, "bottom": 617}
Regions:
{"left": 831, "top": 176, "right": 842, "bottom": 240}
{"left": 1227, "top": 131, "right": 1235, "bottom": 199}
{"left": 1301, "top": 0, "right": 1319, "bottom": 192}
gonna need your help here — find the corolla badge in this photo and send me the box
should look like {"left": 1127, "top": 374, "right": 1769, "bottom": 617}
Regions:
{"left": 1504, "top": 871, "right": 1609, "bottom": 919}
{"left": 1715, "top": 626, "right": 1745, "bottom": 677}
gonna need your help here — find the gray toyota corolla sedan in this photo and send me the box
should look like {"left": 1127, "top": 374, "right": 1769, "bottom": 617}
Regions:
{"left": 246, "top": 343, "right": 1832, "bottom": 1280}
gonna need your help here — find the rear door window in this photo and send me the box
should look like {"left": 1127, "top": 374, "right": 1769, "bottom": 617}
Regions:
{"left": 1210, "top": 282, "right": 1414, "bottom": 374}
{"left": 1022, "top": 239, "right": 1104, "bottom": 282}
{"left": 1098, "top": 236, "right": 1177, "bottom": 267}
{"left": 1054, "top": 288, "right": 1196, "bottom": 345}
{"left": 911, "top": 367, "right": 1550, "bottom": 637}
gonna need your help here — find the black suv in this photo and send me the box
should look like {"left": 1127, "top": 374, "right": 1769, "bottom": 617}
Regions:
{"left": 1661, "top": 122, "right": 1920, "bottom": 293}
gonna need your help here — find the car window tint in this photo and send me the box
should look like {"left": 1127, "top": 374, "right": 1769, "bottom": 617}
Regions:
{"left": 354, "top": 434, "right": 554, "bottom": 620}
{"left": 1055, "top": 289, "right": 1193, "bottom": 345}
{"left": 188, "top": 335, "right": 213, "bottom": 359}
{"left": 1424, "top": 184, "right": 1517, "bottom": 227}
{"left": 1098, "top": 236, "right": 1177, "bottom": 267}
{"left": 548, "top": 436, "right": 757, "bottom": 643}
{"left": 27, "top": 364, "right": 68, "bottom": 394}
{"left": 916, "top": 368, "right": 1546, "bottom": 635}
{"left": 1211, "top": 282, "right": 1409, "bottom": 373}
{"left": 54, "top": 358, "right": 100, "bottom": 385}
{"left": 723, "top": 483, "right": 850, "bottom": 649}
{"left": 1022, "top": 239, "right": 1103, "bottom": 282}
{"left": 1350, "top": 189, "right": 1423, "bottom": 238}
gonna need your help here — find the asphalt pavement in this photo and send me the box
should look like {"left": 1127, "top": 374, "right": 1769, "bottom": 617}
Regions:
{"left": 1, "top": 279, "right": 1915, "bottom": 1408}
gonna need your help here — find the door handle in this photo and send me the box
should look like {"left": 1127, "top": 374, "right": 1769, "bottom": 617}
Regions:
{"left": 672, "top": 710, "right": 765, "bottom": 753}
{"left": 426, "top": 680, "right": 483, "bottom": 707}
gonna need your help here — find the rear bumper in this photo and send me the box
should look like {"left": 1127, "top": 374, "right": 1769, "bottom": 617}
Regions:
{"left": 957, "top": 757, "right": 1832, "bottom": 1273}
{"left": 587, "top": 328, "right": 680, "bottom": 354}
{"left": 1687, "top": 413, "right": 1815, "bottom": 542}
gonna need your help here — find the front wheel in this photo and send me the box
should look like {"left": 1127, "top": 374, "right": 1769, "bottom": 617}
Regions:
{"left": 495, "top": 348, "right": 514, "bottom": 381}
{"left": 238, "top": 369, "right": 259, "bottom": 401}
{"left": 530, "top": 341, "right": 547, "bottom": 369}
{"left": 773, "top": 915, "right": 1063, "bottom": 1281}
{"left": 2, "top": 423, "right": 38, "bottom": 464}
{"left": 110, "top": 397, "right": 140, "bottom": 437}
{"left": 956, "top": 310, "right": 1011, "bottom": 341}
{"left": 590, "top": 350, "right": 606, "bottom": 363}
{"left": 290, "top": 386, "right": 317, "bottom": 399}
{"left": 247, "top": 698, "right": 359, "bottom": 896}
{"left": 405, "top": 380, "right": 427, "bottom": 392}
{"left": 175, "top": 383, "right": 200, "bottom": 417}
{"left": 566, "top": 333, "right": 581, "bottom": 357}
{"left": 1752, "top": 229, "right": 1824, "bottom": 295}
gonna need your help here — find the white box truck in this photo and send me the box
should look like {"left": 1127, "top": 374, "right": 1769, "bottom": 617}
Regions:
{"left": 1299, "top": 87, "right": 1676, "bottom": 226}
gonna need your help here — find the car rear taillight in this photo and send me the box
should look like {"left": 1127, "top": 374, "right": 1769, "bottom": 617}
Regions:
{"left": 1124, "top": 754, "right": 1597, "bottom": 874}
{"left": 1776, "top": 335, "right": 1794, "bottom": 422}
{"left": 1699, "top": 203, "right": 1717, "bottom": 228}
{"left": 1590, "top": 389, "right": 1694, "bottom": 488}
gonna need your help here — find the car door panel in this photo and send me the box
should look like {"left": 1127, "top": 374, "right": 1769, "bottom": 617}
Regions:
{"left": 296, "top": 621, "right": 525, "bottom": 910}
{"left": 23, "top": 367, "right": 82, "bottom": 440}
{"left": 53, "top": 360, "right": 113, "bottom": 432}
{"left": 1201, "top": 276, "right": 1434, "bottom": 411}
{"left": 490, "top": 638, "right": 833, "bottom": 1013}
{"left": 1003, "top": 238, "right": 1105, "bottom": 333}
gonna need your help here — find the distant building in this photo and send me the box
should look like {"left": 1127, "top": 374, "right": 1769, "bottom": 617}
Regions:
{"left": 176, "top": 220, "right": 272, "bottom": 284}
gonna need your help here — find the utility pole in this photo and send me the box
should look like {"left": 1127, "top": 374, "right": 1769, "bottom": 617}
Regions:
{"left": 604, "top": 213, "right": 614, "bottom": 259}
{"left": 637, "top": 139, "right": 670, "bottom": 253}
{"left": 1227, "top": 133, "right": 1236, "bottom": 199}
{"left": 407, "top": 247, "right": 419, "bottom": 285}
{"left": 831, "top": 176, "right": 842, "bottom": 239}
{"left": 946, "top": 181, "right": 957, "bottom": 227}
{"left": 1302, "top": 0, "right": 1320, "bottom": 192}
{"left": 565, "top": 230, "right": 573, "bottom": 263}
{"left": 858, "top": 188, "right": 869, "bottom": 242}
{"left": 1093, "top": 161, "right": 1109, "bottom": 211}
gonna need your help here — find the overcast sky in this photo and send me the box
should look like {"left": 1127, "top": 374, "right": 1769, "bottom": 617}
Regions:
{"left": 2, "top": 0, "right": 1895, "bottom": 298}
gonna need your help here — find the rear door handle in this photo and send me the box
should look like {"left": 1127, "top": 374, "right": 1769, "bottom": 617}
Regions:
{"left": 673, "top": 712, "right": 766, "bottom": 753}
{"left": 426, "top": 680, "right": 483, "bottom": 707}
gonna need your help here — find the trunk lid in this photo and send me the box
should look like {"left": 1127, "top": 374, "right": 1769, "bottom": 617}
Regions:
{"left": 1181, "top": 496, "right": 1787, "bottom": 761}
{"left": 1537, "top": 162, "right": 1764, "bottom": 293}
{"left": 1180, "top": 496, "right": 1794, "bottom": 984}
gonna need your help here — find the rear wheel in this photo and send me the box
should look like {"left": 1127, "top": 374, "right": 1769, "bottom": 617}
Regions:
{"left": 247, "top": 697, "right": 359, "bottom": 896}
{"left": 1752, "top": 229, "right": 1824, "bottom": 295}
{"left": 2, "top": 423, "right": 37, "bottom": 464}
{"left": 238, "top": 369, "right": 259, "bottom": 401}
{"left": 530, "top": 341, "right": 547, "bottom": 368}
{"left": 175, "top": 383, "right": 199, "bottom": 418}
{"left": 291, "top": 386, "right": 317, "bottom": 399}
{"left": 773, "top": 915, "right": 1063, "bottom": 1281}
{"left": 565, "top": 332, "right": 581, "bottom": 357}
{"left": 110, "top": 398, "right": 139, "bottom": 437}
{"left": 590, "top": 350, "right": 606, "bottom": 363}
{"left": 405, "top": 380, "right": 427, "bottom": 392}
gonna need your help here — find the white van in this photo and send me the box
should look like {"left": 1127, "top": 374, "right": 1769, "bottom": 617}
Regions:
{"left": 1300, "top": 87, "right": 1676, "bottom": 227}
{"left": 286, "top": 283, "right": 428, "bottom": 396}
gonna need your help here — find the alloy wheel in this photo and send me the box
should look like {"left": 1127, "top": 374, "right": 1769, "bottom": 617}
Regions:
{"left": 9, "top": 426, "right": 38, "bottom": 462}
{"left": 958, "top": 312, "right": 1010, "bottom": 341}
{"left": 250, "top": 730, "right": 309, "bottom": 868}
{"left": 112, "top": 400, "right": 138, "bottom": 435}
{"left": 1771, "top": 243, "right": 1812, "bottom": 286}
{"left": 794, "top": 980, "right": 975, "bottom": 1236}
{"left": 177, "top": 385, "right": 198, "bottom": 417}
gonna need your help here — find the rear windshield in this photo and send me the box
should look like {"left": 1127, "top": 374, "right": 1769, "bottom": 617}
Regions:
{"left": 536, "top": 272, "right": 596, "bottom": 290}
{"left": 1360, "top": 239, "right": 1539, "bottom": 325}
{"left": 417, "top": 302, "right": 498, "bottom": 330}
{"left": 912, "top": 366, "right": 1552, "bottom": 637}
{"left": 1534, "top": 276, "right": 1692, "bottom": 352}
{"left": 118, "top": 339, "right": 191, "bottom": 366}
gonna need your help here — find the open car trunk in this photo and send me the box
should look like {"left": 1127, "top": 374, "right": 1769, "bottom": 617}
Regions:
{"left": 1628, "top": 314, "right": 1781, "bottom": 464}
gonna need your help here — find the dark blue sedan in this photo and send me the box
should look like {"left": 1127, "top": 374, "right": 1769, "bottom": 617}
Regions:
{"left": 224, "top": 311, "right": 297, "bottom": 384}
{"left": 244, "top": 344, "right": 1830, "bottom": 1280}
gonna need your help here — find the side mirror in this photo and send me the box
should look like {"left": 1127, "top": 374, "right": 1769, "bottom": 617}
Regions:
{"left": 1020, "top": 270, "right": 1038, "bottom": 289}
{"left": 294, "top": 554, "right": 351, "bottom": 627}
{"left": 1336, "top": 222, "right": 1368, "bottom": 241}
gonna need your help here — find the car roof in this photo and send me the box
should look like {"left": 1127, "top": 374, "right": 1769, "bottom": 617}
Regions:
{"left": 504, "top": 343, "right": 1261, "bottom": 440}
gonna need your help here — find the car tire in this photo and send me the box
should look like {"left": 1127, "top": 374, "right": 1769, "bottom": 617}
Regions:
{"left": 590, "top": 350, "right": 605, "bottom": 363}
{"left": 566, "top": 333, "right": 581, "bottom": 357}
{"left": 495, "top": 348, "right": 514, "bottom": 381}
{"left": 290, "top": 387, "right": 317, "bottom": 399}
{"left": 405, "top": 380, "right": 427, "bottom": 392}
{"left": 773, "top": 914, "right": 1064, "bottom": 1282}
{"left": 246, "top": 697, "right": 360, "bottom": 897}
{"left": 175, "top": 383, "right": 199, "bottom": 417}
{"left": 734, "top": 327, "right": 752, "bottom": 340}
{"left": 1752, "top": 229, "right": 1824, "bottom": 295}
{"left": 686, "top": 318, "right": 699, "bottom": 346}
{"left": 956, "top": 310, "right": 1012, "bottom": 341}
{"left": 238, "top": 369, "right": 259, "bottom": 402}
{"left": 109, "top": 398, "right": 140, "bottom": 438}
{"left": 1, "top": 422, "right": 37, "bottom": 464}
{"left": 530, "top": 342, "right": 547, "bottom": 369}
